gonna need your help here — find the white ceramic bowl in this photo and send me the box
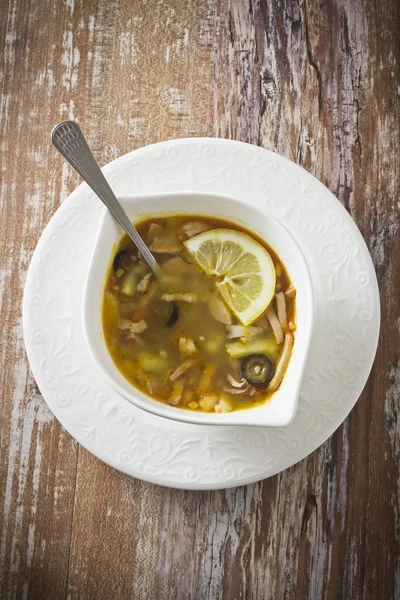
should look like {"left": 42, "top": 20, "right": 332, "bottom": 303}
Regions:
{"left": 83, "top": 191, "right": 314, "bottom": 427}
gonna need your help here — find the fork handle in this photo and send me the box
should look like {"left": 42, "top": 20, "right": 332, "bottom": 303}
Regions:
{"left": 51, "top": 120, "right": 160, "bottom": 276}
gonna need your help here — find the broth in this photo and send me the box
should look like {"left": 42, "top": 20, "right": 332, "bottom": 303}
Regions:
{"left": 102, "top": 215, "right": 296, "bottom": 413}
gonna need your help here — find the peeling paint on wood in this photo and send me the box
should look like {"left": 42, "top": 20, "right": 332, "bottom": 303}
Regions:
{"left": 0, "top": 0, "right": 399, "bottom": 599}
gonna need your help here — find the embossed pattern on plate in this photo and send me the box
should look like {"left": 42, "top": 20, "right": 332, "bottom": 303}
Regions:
{"left": 23, "top": 139, "right": 380, "bottom": 490}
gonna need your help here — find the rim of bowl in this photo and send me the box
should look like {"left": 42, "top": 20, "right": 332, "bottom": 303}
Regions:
{"left": 82, "top": 190, "right": 315, "bottom": 427}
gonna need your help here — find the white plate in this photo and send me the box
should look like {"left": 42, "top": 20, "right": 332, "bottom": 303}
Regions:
{"left": 23, "top": 138, "right": 380, "bottom": 490}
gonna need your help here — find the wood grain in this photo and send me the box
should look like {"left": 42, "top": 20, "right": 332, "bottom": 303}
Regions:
{"left": 0, "top": 0, "right": 399, "bottom": 598}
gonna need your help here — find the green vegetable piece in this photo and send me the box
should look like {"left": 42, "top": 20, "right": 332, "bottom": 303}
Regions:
{"left": 226, "top": 334, "right": 279, "bottom": 361}
{"left": 104, "top": 292, "right": 119, "bottom": 324}
{"left": 137, "top": 352, "right": 169, "bottom": 374}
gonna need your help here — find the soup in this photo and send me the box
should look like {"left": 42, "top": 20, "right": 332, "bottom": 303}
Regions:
{"left": 102, "top": 216, "right": 296, "bottom": 413}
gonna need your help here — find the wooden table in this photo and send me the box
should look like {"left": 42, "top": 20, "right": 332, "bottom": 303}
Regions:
{"left": 1, "top": 1, "right": 399, "bottom": 598}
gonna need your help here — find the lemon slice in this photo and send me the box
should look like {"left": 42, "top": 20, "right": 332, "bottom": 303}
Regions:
{"left": 184, "top": 229, "right": 276, "bottom": 325}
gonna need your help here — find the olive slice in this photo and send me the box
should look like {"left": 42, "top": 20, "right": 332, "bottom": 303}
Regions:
{"left": 166, "top": 302, "right": 179, "bottom": 327}
{"left": 113, "top": 250, "right": 135, "bottom": 272}
{"left": 241, "top": 354, "right": 274, "bottom": 386}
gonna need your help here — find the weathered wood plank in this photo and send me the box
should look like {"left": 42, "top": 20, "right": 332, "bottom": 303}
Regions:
{"left": 0, "top": 0, "right": 83, "bottom": 598}
{"left": 0, "top": 0, "right": 399, "bottom": 599}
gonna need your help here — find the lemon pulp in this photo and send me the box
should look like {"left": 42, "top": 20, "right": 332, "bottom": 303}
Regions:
{"left": 184, "top": 228, "right": 276, "bottom": 325}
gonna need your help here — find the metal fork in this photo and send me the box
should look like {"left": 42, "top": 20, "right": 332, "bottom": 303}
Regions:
{"left": 51, "top": 120, "right": 161, "bottom": 277}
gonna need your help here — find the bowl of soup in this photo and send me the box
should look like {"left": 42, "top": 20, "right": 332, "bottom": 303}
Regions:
{"left": 83, "top": 192, "right": 314, "bottom": 427}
